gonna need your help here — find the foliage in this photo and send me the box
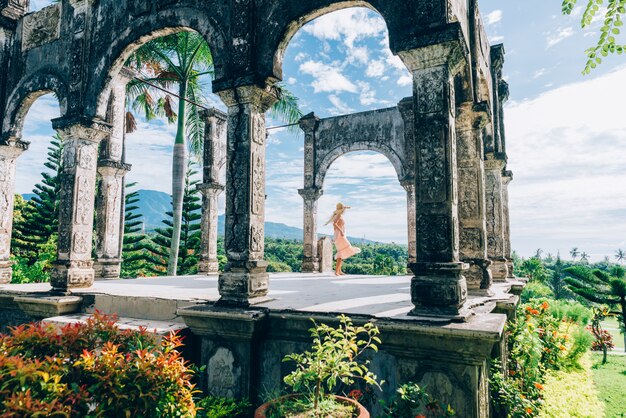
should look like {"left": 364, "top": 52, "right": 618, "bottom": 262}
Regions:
{"left": 564, "top": 265, "right": 626, "bottom": 351}
{"left": 377, "top": 383, "right": 455, "bottom": 418}
{"left": 281, "top": 315, "right": 383, "bottom": 415}
{"left": 548, "top": 255, "right": 572, "bottom": 299}
{"left": 588, "top": 307, "right": 615, "bottom": 364}
{"left": 121, "top": 182, "right": 153, "bottom": 278}
{"left": 0, "top": 311, "right": 197, "bottom": 417}
{"left": 490, "top": 300, "right": 592, "bottom": 417}
{"left": 10, "top": 234, "right": 57, "bottom": 284}
{"left": 546, "top": 299, "right": 592, "bottom": 325}
{"left": 144, "top": 165, "right": 202, "bottom": 276}
{"left": 342, "top": 243, "right": 408, "bottom": 276}
{"left": 521, "top": 282, "right": 554, "bottom": 303}
{"left": 11, "top": 135, "right": 62, "bottom": 265}
{"left": 561, "top": 0, "right": 626, "bottom": 74}
{"left": 590, "top": 353, "right": 626, "bottom": 418}
{"left": 196, "top": 396, "right": 252, "bottom": 418}
{"left": 538, "top": 354, "right": 604, "bottom": 417}
{"left": 516, "top": 257, "right": 549, "bottom": 283}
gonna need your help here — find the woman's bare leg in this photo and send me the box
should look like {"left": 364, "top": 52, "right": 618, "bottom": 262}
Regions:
{"left": 335, "top": 258, "right": 343, "bottom": 276}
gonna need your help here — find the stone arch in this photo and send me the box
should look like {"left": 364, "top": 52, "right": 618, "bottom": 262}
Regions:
{"left": 2, "top": 69, "right": 68, "bottom": 139}
{"left": 258, "top": 0, "right": 450, "bottom": 83}
{"left": 316, "top": 143, "right": 406, "bottom": 190}
{"left": 89, "top": 10, "right": 228, "bottom": 119}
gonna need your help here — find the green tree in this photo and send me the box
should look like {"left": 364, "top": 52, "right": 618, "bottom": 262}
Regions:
{"left": 120, "top": 183, "right": 152, "bottom": 278}
{"left": 615, "top": 248, "right": 625, "bottom": 264}
{"left": 126, "top": 32, "right": 302, "bottom": 276}
{"left": 550, "top": 254, "right": 570, "bottom": 299}
{"left": 11, "top": 135, "right": 63, "bottom": 264}
{"left": 562, "top": 0, "right": 626, "bottom": 74}
{"left": 144, "top": 165, "right": 202, "bottom": 276}
{"left": 517, "top": 257, "right": 549, "bottom": 282}
{"left": 565, "top": 265, "right": 626, "bottom": 351}
{"left": 580, "top": 251, "right": 590, "bottom": 263}
{"left": 570, "top": 247, "right": 580, "bottom": 261}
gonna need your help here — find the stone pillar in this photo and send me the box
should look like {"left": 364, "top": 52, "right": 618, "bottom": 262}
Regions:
{"left": 94, "top": 79, "right": 131, "bottom": 279}
{"left": 0, "top": 139, "right": 28, "bottom": 284}
{"left": 198, "top": 183, "right": 224, "bottom": 274}
{"left": 51, "top": 118, "right": 110, "bottom": 293}
{"left": 401, "top": 180, "right": 417, "bottom": 265}
{"left": 456, "top": 103, "right": 493, "bottom": 294}
{"left": 215, "top": 85, "right": 278, "bottom": 306}
{"left": 94, "top": 161, "right": 129, "bottom": 279}
{"left": 484, "top": 154, "right": 509, "bottom": 281}
{"left": 399, "top": 44, "right": 470, "bottom": 319}
{"left": 298, "top": 187, "right": 322, "bottom": 272}
{"left": 197, "top": 108, "right": 227, "bottom": 275}
{"left": 318, "top": 236, "right": 333, "bottom": 273}
{"left": 502, "top": 170, "right": 514, "bottom": 277}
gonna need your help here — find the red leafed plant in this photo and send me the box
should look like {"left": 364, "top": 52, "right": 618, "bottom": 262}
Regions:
{"left": 0, "top": 311, "right": 198, "bottom": 417}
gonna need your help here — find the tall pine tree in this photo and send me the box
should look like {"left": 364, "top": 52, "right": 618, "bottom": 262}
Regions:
{"left": 144, "top": 165, "right": 202, "bottom": 276}
{"left": 11, "top": 134, "right": 63, "bottom": 264}
{"left": 120, "top": 182, "right": 152, "bottom": 278}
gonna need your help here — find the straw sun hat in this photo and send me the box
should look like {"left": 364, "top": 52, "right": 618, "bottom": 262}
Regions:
{"left": 325, "top": 202, "right": 351, "bottom": 225}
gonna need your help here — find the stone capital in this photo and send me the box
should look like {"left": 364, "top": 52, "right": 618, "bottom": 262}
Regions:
{"left": 298, "top": 187, "right": 323, "bottom": 202}
{"left": 472, "top": 102, "right": 492, "bottom": 129}
{"left": 197, "top": 182, "right": 225, "bottom": 195}
{"left": 298, "top": 112, "right": 320, "bottom": 133}
{"left": 1, "top": 0, "right": 27, "bottom": 20}
{"left": 52, "top": 117, "right": 112, "bottom": 144}
{"left": 118, "top": 67, "right": 139, "bottom": 85}
{"left": 398, "top": 39, "right": 466, "bottom": 74}
{"left": 502, "top": 170, "right": 513, "bottom": 184}
{"left": 217, "top": 85, "right": 279, "bottom": 113}
{"left": 484, "top": 153, "right": 507, "bottom": 170}
{"left": 491, "top": 44, "right": 506, "bottom": 74}
{"left": 97, "top": 159, "right": 131, "bottom": 177}
{"left": 0, "top": 141, "right": 29, "bottom": 158}
{"left": 200, "top": 107, "right": 228, "bottom": 123}
{"left": 498, "top": 80, "right": 510, "bottom": 103}
{"left": 397, "top": 97, "right": 414, "bottom": 120}
{"left": 400, "top": 179, "right": 415, "bottom": 194}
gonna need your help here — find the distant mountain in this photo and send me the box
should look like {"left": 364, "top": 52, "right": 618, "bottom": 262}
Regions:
{"left": 22, "top": 193, "right": 36, "bottom": 201}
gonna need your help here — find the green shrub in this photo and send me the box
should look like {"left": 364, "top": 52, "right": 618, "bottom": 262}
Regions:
{"left": 0, "top": 312, "right": 197, "bottom": 417}
{"left": 547, "top": 300, "right": 592, "bottom": 325}
{"left": 378, "top": 383, "right": 455, "bottom": 417}
{"left": 563, "top": 326, "right": 593, "bottom": 370}
{"left": 196, "top": 396, "right": 251, "bottom": 418}
{"left": 267, "top": 260, "right": 293, "bottom": 272}
{"left": 521, "top": 282, "right": 554, "bottom": 303}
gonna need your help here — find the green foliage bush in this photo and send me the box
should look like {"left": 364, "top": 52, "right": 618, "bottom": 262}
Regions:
{"left": 378, "top": 383, "right": 455, "bottom": 417}
{"left": 547, "top": 299, "right": 592, "bottom": 325}
{"left": 521, "top": 282, "right": 554, "bottom": 303}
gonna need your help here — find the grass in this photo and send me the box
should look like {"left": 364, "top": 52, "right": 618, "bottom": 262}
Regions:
{"left": 602, "top": 318, "right": 625, "bottom": 351}
{"left": 591, "top": 353, "right": 626, "bottom": 418}
{"left": 539, "top": 354, "right": 604, "bottom": 418}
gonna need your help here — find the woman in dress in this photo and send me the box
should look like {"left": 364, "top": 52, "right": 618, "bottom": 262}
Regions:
{"left": 325, "top": 203, "right": 361, "bottom": 276}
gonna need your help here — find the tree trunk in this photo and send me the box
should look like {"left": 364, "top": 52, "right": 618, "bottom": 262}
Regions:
{"left": 622, "top": 302, "right": 626, "bottom": 353}
{"left": 167, "top": 81, "right": 188, "bottom": 276}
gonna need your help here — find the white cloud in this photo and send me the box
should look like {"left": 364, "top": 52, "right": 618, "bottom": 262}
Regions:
{"left": 356, "top": 81, "right": 379, "bottom": 106}
{"left": 533, "top": 68, "right": 548, "bottom": 79}
{"left": 303, "top": 8, "right": 387, "bottom": 48}
{"left": 327, "top": 95, "right": 354, "bottom": 115}
{"left": 505, "top": 65, "right": 626, "bottom": 260}
{"left": 397, "top": 74, "right": 412, "bottom": 86}
{"left": 287, "top": 77, "right": 297, "bottom": 85}
{"left": 546, "top": 27, "right": 575, "bottom": 48}
{"left": 347, "top": 46, "right": 369, "bottom": 66}
{"left": 299, "top": 60, "right": 358, "bottom": 94}
{"left": 366, "top": 60, "right": 386, "bottom": 78}
{"left": 484, "top": 10, "right": 503, "bottom": 26}
{"left": 490, "top": 35, "right": 505, "bottom": 43}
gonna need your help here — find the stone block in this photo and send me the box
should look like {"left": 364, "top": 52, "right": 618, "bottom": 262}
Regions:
{"left": 318, "top": 237, "right": 333, "bottom": 273}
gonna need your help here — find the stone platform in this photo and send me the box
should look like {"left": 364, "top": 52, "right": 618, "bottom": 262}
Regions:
{"left": 0, "top": 273, "right": 522, "bottom": 418}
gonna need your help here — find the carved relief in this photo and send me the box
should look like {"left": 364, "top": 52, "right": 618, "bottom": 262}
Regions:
{"left": 460, "top": 228, "right": 482, "bottom": 256}
{"left": 0, "top": 235, "right": 10, "bottom": 257}
{"left": 416, "top": 67, "right": 445, "bottom": 114}
{"left": 75, "top": 176, "right": 92, "bottom": 225}
{"left": 251, "top": 152, "right": 264, "bottom": 215}
{"left": 208, "top": 348, "right": 237, "bottom": 398}
{"left": 250, "top": 224, "right": 263, "bottom": 253}
{"left": 417, "top": 125, "right": 447, "bottom": 202}
{"left": 418, "top": 215, "right": 450, "bottom": 260}
{"left": 72, "top": 232, "right": 90, "bottom": 254}
{"left": 458, "top": 168, "right": 479, "bottom": 219}
{"left": 21, "top": 5, "right": 61, "bottom": 51}
{"left": 78, "top": 143, "right": 96, "bottom": 170}
{"left": 251, "top": 113, "right": 265, "bottom": 145}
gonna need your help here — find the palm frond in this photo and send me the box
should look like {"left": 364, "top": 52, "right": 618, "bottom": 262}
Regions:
{"left": 269, "top": 84, "right": 303, "bottom": 130}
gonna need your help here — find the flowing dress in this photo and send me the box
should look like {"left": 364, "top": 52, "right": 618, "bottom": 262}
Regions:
{"left": 333, "top": 216, "right": 361, "bottom": 260}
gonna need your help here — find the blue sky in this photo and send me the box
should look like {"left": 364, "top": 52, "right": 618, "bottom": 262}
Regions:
{"left": 18, "top": 1, "right": 626, "bottom": 261}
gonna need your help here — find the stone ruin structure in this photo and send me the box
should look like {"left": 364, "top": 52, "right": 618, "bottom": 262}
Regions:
{"left": 0, "top": 0, "right": 520, "bottom": 416}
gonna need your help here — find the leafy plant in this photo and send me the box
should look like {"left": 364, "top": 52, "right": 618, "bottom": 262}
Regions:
{"left": 280, "top": 315, "right": 383, "bottom": 415}
{"left": 196, "top": 396, "right": 252, "bottom": 418}
{"left": 377, "top": 383, "right": 455, "bottom": 418}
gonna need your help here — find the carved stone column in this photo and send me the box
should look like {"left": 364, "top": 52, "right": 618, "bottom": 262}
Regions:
{"left": 0, "top": 139, "right": 28, "bottom": 284}
{"left": 94, "top": 161, "right": 129, "bottom": 279}
{"left": 198, "top": 183, "right": 224, "bottom": 274}
{"left": 456, "top": 103, "right": 493, "bottom": 294}
{"left": 197, "top": 108, "right": 227, "bottom": 275}
{"left": 502, "top": 170, "right": 514, "bottom": 277}
{"left": 94, "top": 78, "right": 131, "bottom": 279}
{"left": 298, "top": 187, "right": 323, "bottom": 272}
{"left": 484, "top": 154, "right": 509, "bottom": 281}
{"left": 401, "top": 180, "right": 417, "bottom": 265}
{"left": 215, "top": 85, "right": 278, "bottom": 306}
{"left": 51, "top": 118, "right": 110, "bottom": 293}
{"left": 399, "top": 43, "right": 470, "bottom": 319}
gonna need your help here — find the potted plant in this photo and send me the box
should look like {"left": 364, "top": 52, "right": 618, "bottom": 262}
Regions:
{"left": 255, "top": 314, "right": 383, "bottom": 418}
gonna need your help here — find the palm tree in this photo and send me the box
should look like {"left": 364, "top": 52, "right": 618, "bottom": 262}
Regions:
{"left": 534, "top": 248, "right": 543, "bottom": 259}
{"left": 616, "top": 249, "right": 625, "bottom": 264}
{"left": 125, "top": 31, "right": 302, "bottom": 275}
{"left": 570, "top": 247, "right": 579, "bottom": 261}
{"left": 565, "top": 266, "right": 626, "bottom": 352}
{"left": 580, "top": 252, "right": 590, "bottom": 263}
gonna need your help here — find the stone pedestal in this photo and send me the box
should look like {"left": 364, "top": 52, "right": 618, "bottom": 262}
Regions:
{"left": 456, "top": 102, "right": 493, "bottom": 294}
{"left": 216, "top": 85, "right": 278, "bottom": 306}
{"left": 0, "top": 139, "right": 27, "bottom": 284}
{"left": 94, "top": 161, "right": 129, "bottom": 279}
{"left": 399, "top": 43, "right": 470, "bottom": 319}
{"left": 401, "top": 180, "right": 417, "bottom": 265}
{"left": 299, "top": 187, "right": 322, "bottom": 273}
{"left": 318, "top": 236, "right": 333, "bottom": 273}
{"left": 484, "top": 155, "right": 509, "bottom": 281}
{"left": 197, "top": 183, "right": 224, "bottom": 274}
{"left": 51, "top": 118, "right": 110, "bottom": 293}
